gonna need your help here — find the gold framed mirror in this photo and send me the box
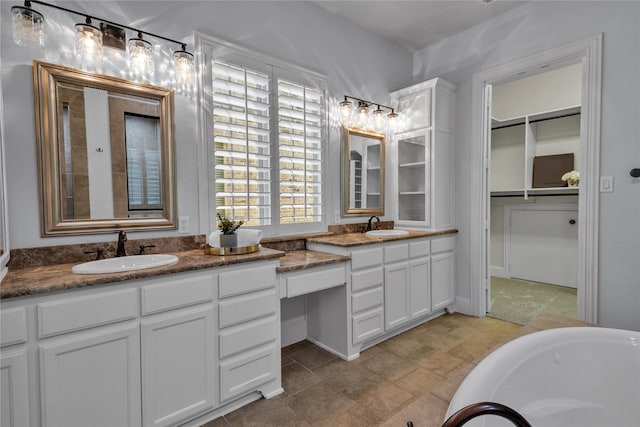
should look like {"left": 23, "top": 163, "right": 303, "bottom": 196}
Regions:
{"left": 33, "top": 60, "right": 177, "bottom": 235}
{"left": 341, "top": 125, "right": 385, "bottom": 217}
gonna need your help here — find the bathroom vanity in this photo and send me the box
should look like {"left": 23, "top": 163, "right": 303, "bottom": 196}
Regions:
{"left": 0, "top": 228, "right": 456, "bottom": 426}
{"left": 0, "top": 249, "right": 284, "bottom": 427}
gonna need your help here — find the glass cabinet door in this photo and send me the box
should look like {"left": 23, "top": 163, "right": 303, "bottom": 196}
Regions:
{"left": 396, "top": 129, "right": 430, "bottom": 223}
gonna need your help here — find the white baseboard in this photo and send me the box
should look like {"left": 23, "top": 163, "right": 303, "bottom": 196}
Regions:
{"left": 280, "top": 317, "right": 307, "bottom": 347}
{"left": 490, "top": 266, "right": 506, "bottom": 278}
{"left": 454, "top": 297, "right": 474, "bottom": 316}
{"left": 306, "top": 337, "right": 353, "bottom": 361}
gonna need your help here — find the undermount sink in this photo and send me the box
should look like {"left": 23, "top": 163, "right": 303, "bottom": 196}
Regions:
{"left": 365, "top": 229, "right": 410, "bottom": 237}
{"left": 72, "top": 254, "right": 179, "bottom": 275}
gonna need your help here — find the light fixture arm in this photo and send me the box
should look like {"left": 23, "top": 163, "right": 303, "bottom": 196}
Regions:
{"left": 343, "top": 95, "right": 394, "bottom": 112}
{"left": 26, "top": 0, "right": 189, "bottom": 50}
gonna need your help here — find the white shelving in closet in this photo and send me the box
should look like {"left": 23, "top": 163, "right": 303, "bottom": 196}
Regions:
{"left": 491, "top": 105, "right": 581, "bottom": 198}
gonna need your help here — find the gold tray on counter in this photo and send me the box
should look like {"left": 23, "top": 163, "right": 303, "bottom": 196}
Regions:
{"left": 203, "top": 244, "right": 260, "bottom": 256}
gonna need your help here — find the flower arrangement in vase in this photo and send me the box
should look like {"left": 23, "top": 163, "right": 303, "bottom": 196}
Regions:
{"left": 216, "top": 213, "right": 244, "bottom": 247}
{"left": 561, "top": 170, "right": 580, "bottom": 188}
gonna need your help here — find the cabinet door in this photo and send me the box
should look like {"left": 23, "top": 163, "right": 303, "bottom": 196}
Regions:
{"left": 141, "top": 305, "right": 215, "bottom": 427}
{"left": 396, "top": 129, "right": 430, "bottom": 225}
{"left": 431, "top": 251, "right": 455, "bottom": 311}
{"left": 1, "top": 349, "right": 30, "bottom": 427}
{"left": 409, "top": 257, "right": 431, "bottom": 318}
{"left": 40, "top": 323, "right": 141, "bottom": 427}
{"left": 384, "top": 263, "right": 410, "bottom": 330}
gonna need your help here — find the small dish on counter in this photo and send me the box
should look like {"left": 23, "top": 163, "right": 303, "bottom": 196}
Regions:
{"left": 203, "top": 244, "right": 260, "bottom": 256}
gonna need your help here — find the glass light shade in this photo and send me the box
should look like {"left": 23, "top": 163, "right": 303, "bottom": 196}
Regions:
{"left": 76, "top": 23, "right": 103, "bottom": 63}
{"left": 387, "top": 111, "right": 398, "bottom": 130}
{"left": 339, "top": 99, "right": 353, "bottom": 123}
{"left": 372, "top": 108, "right": 385, "bottom": 130}
{"left": 357, "top": 102, "right": 369, "bottom": 127}
{"left": 129, "top": 37, "right": 154, "bottom": 75}
{"left": 173, "top": 50, "right": 194, "bottom": 85}
{"left": 11, "top": 5, "right": 45, "bottom": 48}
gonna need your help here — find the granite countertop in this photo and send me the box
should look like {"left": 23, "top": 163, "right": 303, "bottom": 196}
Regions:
{"left": 1, "top": 247, "right": 285, "bottom": 300}
{"left": 307, "top": 228, "right": 458, "bottom": 247}
{"left": 277, "top": 250, "right": 350, "bottom": 273}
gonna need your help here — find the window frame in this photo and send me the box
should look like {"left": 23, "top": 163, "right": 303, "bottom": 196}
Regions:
{"left": 196, "top": 33, "right": 328, "bottom": 236}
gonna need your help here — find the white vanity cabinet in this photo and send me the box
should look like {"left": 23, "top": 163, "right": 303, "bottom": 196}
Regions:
{"left": 217, "top": 264, "right": 281, "bottom": 403}
{"left": 0, "top": 259, "right": 282, "bottom": 427}
{"left": 383, "top": 240, "right": 433, "bottom": 331}
{"left": 431, "top": 236, "right": 456, "bottom": 311}
{"left": 307, "top": 234, "right": 455, "bottom": 358}
{"left": 390, "top": 78, "right": 456, "bottom": 230}
{"left": 40, "top": 323, "right": 142, "bottom": 427}
{"left": 1, "top": 307, "right": 30, "bottom": 427}
{"left": 139, "top": 271, "right": 216, "bottom": 427}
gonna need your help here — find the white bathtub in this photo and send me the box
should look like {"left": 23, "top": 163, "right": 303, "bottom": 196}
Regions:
{"left": 446, "top": 327, "right": 640, "bottom": 427}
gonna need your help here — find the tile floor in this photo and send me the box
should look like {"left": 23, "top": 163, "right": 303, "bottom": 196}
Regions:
{"left": 489, "top": 276, "right": 577, "bottom": 325}
{"left": 203, "top": 312, "right": 590, "bottom": 427}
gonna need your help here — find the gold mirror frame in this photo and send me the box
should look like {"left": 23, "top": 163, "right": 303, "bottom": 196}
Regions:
{"left": 341, "top": 125, "right": 385, "bottom": 217}
{"left": 33, "top": 60, "right": 177, "bottom": 235}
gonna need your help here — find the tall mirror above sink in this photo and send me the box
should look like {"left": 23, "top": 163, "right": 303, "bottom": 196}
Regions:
{"left": 341, "top": 125, "right": 385, "bottom": 217}
{"left": 33, "top": 61, "right": 177, "bottom": 236}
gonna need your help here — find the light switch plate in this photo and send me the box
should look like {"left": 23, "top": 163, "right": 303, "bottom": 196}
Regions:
{"left": 600, "top": 176, "right": 614, "bottom": 192}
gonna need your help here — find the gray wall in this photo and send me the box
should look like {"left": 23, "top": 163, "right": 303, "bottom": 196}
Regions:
{"left": 413, "top": 1, "right": 640, "bottom": 330}
{"left": 1, "top": 0, "right": 413, "bottom": 248}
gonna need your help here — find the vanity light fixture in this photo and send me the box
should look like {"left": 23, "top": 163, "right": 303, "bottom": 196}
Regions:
{"left": 357, "top": 101, "right": 370, "bottom": 127}
{"left": 129, "top": 32, "right": 154, "bottom": 75}
{"left": 10, "top": 0, "right": 195, "bottom": 84}
{"left": 10, "top": 1, "right": 45, "bottom": 48}
{"left": 339, "top": 95, "right": 398, "bottom": 130}
{"left": 75, "top": 16, "right": 103, "bottom": 64}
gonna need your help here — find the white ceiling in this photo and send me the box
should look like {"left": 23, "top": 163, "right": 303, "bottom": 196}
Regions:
{"left": 311, "top": 0, "right": 528, "bottom": 52}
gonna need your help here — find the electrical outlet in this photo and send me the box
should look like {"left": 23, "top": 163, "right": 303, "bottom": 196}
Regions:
{"left": 178, "top": 216, "right": 189, "bottom": 234}
{"left": 334, "top": 211, "right": 340, "bottom": 223}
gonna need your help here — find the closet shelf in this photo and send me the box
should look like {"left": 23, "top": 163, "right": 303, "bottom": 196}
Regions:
{"left": 399, "top": 162, "right": 426, "bottom": 168}
{"left": 399, "top": 191, "right": 426, "bottom": 196}
{"left": 491, "top": 187, "right": 579, "bottom": 197}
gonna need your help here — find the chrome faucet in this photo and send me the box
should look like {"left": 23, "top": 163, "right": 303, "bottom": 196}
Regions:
{"left": 116, "top": 230, "right": 127, "bottom": 257}
{"left": 366, "top": 216, "right": 380, "bottom": 232}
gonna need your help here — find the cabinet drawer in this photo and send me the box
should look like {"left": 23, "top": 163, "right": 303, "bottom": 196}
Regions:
{"left": 219, "top": 345, "right": 278, "bottom": 402}
{"left": 37, "top": 289, "right": 138, "bottom": 338}
{"left": 218, "top": 289, "right": 277, "bottom": 328}
{"left": 219, "top": 315, "right": 277, "bottom": 359}
{"left": 141, "top": 272, "right": 214, "bottom": 315}
{"left": 409, "top": 240, "right": 430, "bottom": 258}
{"left": 286, "top": 266, "right": 346, "bottom": 298}
{"left": 351, "top": 287, "right": 383, "bottom": 314}
{"left": 219, "top": 265, "right": 276, "bottom": 299}
{"left": 351, "top": 247, "right": 383, "bottom": 270}
{"left": 432, "top": 236, "right": 455, "bottom": 253}
{"left": 1, "top": 307, "right": 27, "bottom": 347}
{"left": 351, "top": 268, "right": 383, "bottom": 293}
{"left": 352, "top": 308, "right": 384, "bottom": 345}
{"left": 384, "top": 243, "right": 409, "bottom": 263}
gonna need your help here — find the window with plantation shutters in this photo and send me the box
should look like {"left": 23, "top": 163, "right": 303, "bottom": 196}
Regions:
{"left": 278, "top": 79, "right": 323, "bottom": 224}
{"left": 212, "top": 60, "right": 272, "bottom": 226}
{"left": 203, "top": 35, "right": 326, "bottom": 233}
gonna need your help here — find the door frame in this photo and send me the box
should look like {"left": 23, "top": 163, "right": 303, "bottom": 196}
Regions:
{"left": 469, "top": 34, "right": 602, "bottom": 323}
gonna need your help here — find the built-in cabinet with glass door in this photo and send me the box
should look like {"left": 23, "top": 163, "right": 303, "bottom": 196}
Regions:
{"left": 390, "top": 78, "right": 456, "bottom": 230}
